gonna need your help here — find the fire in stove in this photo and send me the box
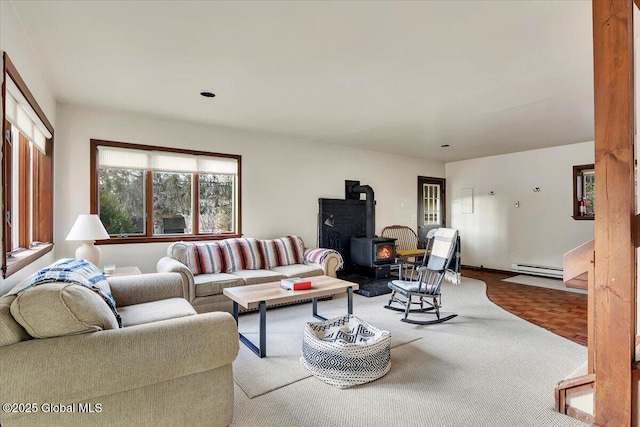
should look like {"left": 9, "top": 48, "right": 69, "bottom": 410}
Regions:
{"left": 350, "top": 237, "right": 396, "bottom": 268}
{"left": 377, "top": 244, "right": 394, "bottom": 260}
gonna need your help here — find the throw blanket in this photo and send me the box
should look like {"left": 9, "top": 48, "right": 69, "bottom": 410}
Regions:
{"left": 444, "top": 235, "right": 462, "bottom": 285}
{"left": 426, "top": 228, "right": 461, "bottom": 285}
{"left": 11, "top": 258, "right": 122, "bottom": 328}
{"left": 304, "top": 248, "right": 343, "bottom": 269}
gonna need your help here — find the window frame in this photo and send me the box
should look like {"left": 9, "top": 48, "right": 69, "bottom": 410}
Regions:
{"left": 90, "top": 139, "right": 242, "bottom": 244}
{"left": 1, "top": 53, "right": 54, "bottom": 278}
{"left": 572, "top": 163, "right": 595, "bottom": 220}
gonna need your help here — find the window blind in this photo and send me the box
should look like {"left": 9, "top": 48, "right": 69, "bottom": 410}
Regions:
{"left": 5, "top": 76, "right": 51, "bottom": 154}
{"left": 97, "top": 147, "right": 238, "bottom": 175}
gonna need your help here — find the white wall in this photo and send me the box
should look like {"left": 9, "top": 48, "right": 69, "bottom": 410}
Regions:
{"left": 55, "top": 103, "right": 445, "bottom": 273}
{"left": 0, "top": 1, "right": 57, "bottom": 294}
{"left": 445, "top": 141, "right": 594, "bottom": 271}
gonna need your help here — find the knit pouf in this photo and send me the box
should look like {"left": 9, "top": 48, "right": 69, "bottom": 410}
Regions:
{"left": 300, "top": 314, "right": 391, "bottom": 388}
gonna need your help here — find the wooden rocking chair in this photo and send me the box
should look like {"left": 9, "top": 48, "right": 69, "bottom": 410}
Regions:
{"left": 384, "top": 228, "right": 459, "bottom": 325}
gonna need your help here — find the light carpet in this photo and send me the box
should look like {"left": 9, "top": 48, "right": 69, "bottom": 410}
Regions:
{"left": 503, "top": 274, "right": 587, "bottom": 294}
{"left": 233, "top": 290, "right": 422, "bottom": 398}
{"left": 231, "top": 277, "right": 588, "bottom": 427}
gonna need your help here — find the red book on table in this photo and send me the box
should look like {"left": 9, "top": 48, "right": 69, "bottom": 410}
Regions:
{"left": 280, "top": 278, "right": 312, "bottom": 290}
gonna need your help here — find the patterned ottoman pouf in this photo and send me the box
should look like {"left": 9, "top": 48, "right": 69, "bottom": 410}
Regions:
{"left": 300, "top": 314, "right": 391, "bottom": 388}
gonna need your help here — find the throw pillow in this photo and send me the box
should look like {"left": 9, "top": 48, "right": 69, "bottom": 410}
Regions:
{"left": 221, "top": 238, "right": 266, "bottom": 271}
{"left": 185, "top": 242, "right": 229, "bottom": 274}
{"left": 10, "top": 283, "right": 119, "bottom": 339}
{"left": 262, "top": 236, "right": 305, "bottom": 269}
{"left": 9, "top": 258, "right": 121, "bottom": 328}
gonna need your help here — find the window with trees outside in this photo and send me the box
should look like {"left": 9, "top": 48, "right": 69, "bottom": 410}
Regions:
{"left": 2, "top": 53, "right": 54, "bottom": 278}
{"left": 90, "top": 140, "right": 241, "bottom": 244}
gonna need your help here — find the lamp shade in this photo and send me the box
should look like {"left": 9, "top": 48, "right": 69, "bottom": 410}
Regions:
{"left": 66, "top": 214, "right": 110, "bottom": 241}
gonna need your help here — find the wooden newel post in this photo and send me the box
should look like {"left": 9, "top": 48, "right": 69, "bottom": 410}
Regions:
{"left": 592, "top": 0, "right": 637, "bottom": 425}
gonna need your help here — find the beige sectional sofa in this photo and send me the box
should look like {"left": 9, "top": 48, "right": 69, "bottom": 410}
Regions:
{"left": 156, "top": 235, "right": 343, "bottom": 313}
{"left": 0, "top": 268, "right": 238, "bottom": 427}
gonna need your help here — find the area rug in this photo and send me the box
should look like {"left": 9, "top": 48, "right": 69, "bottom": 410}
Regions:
{"left": 232, "top": 292, "right": 423, "bottom": 398}
{"left": 232, "top": 277, "right": 589, "bottom": 427}
{"left": 503, "top": 274, "right": 587, "bottom": 294}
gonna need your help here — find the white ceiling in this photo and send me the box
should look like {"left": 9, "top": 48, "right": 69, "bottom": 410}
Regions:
{"left": 9, "top": 0, "right": 594, "bottom": 163}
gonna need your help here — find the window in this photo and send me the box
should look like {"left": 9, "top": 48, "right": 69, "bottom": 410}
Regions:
{"left": 573, "top": 164, "right": 595, "bottom": 220}
{"left": 90, "top": 140, "right": 241, "bottom": 243}
{"left": 1, "top": 53, "right": 54, "bottom": 277}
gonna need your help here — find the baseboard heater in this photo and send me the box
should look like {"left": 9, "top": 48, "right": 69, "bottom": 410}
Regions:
{"left": 510, "top": 263, "right": 563, "bottom": 279}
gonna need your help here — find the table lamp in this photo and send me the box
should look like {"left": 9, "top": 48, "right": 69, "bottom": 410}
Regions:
{"left": 66, "top": 214, "right": 110, "bottom": 267}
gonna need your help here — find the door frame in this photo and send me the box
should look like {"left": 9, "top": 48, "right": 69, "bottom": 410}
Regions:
{"left": 417, "top": 176, "right": 446, "bottom": 241}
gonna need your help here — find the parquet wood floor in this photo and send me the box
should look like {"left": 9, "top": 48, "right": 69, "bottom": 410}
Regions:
{"left": 463, "top": 268, "right": 588, "bottom": 346}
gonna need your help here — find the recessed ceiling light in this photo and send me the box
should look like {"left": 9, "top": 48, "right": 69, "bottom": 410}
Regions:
{"left": 200, "top": 91, "right": 216, "bottom": 98}
{"left": 441, "top": 144, "right": 450, "bottom": 148}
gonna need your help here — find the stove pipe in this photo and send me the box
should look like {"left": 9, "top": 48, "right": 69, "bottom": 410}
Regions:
{"left": 350, "top": 184, "right": 375, "bottom": 238}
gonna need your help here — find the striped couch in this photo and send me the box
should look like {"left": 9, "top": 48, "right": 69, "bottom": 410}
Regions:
{"left": 157, "top": 236, "right": 343, "bottom": 313}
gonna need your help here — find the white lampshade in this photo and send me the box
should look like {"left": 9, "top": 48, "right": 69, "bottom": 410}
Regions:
{"left": 66, "top": 215, "right": 110, "bottom": 267}
{"left": 66, "top": 214, "right": 110, "bottom": 241}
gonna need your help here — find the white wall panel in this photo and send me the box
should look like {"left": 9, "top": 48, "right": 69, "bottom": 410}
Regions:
{"left": 446, "top": 142, "right": 594, "bottom": 271}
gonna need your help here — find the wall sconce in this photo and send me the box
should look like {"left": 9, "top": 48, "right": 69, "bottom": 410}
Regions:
{"left": 533, "top": 187, "right": 541, "bottom": 192}
{"left": 317, "top": 212, "right": 335, "bottom": 247}
{"left": 319, "top": 213, "right": 334, "bottom": 227}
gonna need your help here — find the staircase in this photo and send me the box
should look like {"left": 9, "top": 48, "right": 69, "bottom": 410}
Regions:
{"left": 562, "top": 240, "right": 593, "bottom": 290}
{"left": 554, "top": 239, "right": 594, "bottom": 423}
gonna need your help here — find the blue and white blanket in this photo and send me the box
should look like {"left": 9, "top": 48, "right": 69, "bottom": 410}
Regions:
{"left": 11, "top": 258, "right": 122, "bottom": 328}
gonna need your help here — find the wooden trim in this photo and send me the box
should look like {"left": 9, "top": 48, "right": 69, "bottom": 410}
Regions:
{"left": 236, "top": 157, "right": 242, "bottom": 236}
{"left": 632, "top": 361, "right": 640, "bottom": 381}
{"left": 562, "top": 239, "right": 594, "bottom": 285}
{"left": 417, "top": 176, "right": 446, "bottom": 231}
{"left": 571, "top": 215, "right": 595, "bottom": 221}
{"left": 90, "top": 139, "right": 242, "bottom": 242}
{"left": 572, "top": 164, "right": 595, "bottom": 219}
{"left": 2, "top": 54, "right": 54, "bottom": 278}
{"left": 18, "top": 134, "right": 30, "bottom": 249}
{"left": 555, "top": 374, "right": 595, "bottom": 414}
{"left": 39, "top": 138, "right": 53, "bottom": 243}
{"left": 145, "top": 170, "right": 153, "bottom": 236}
{"left": 193, "top": 173, "right": 200, "bottom": 234}
{"left": 3, "top": 53, "right": 53, "bottom": 135}
{"left": 89, "top": 140, "right": 98, "bottom": 214}
{"left": 32, "top": 147, "right": 40, "bottom": 241}
{"left": 634, "top": 361, "right": 640, "bottom": 427}
{"left": 4, "top": 243, "right": 53, "bottom": 278}
{"left": 90, "top": 138, "right": 240, "bottom": 160}
{"left": 95, "top": 233, "right": 241, "bottom": 245}
{"left": 565, "top": 272, "right": 588, "bottom": 290}
{"left": 587, "top": 261, "right": 595, "bottom": 374}
{"left": 592, "top": 1, "right": 636, "bottom": 425}
{"left": 566, "top": 407, "right": 595, "bottom": 425}
{"left": 2, "top": 119, "right": 13, "bottom": 263}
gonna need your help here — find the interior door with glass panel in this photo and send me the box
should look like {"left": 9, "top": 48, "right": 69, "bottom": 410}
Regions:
{"left": 417, "top": 176, "right": 446, "bottom": 244}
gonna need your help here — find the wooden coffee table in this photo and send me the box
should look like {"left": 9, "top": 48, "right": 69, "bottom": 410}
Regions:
{"left": 223, "top": 275, "right": 359, "bottom": 358}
